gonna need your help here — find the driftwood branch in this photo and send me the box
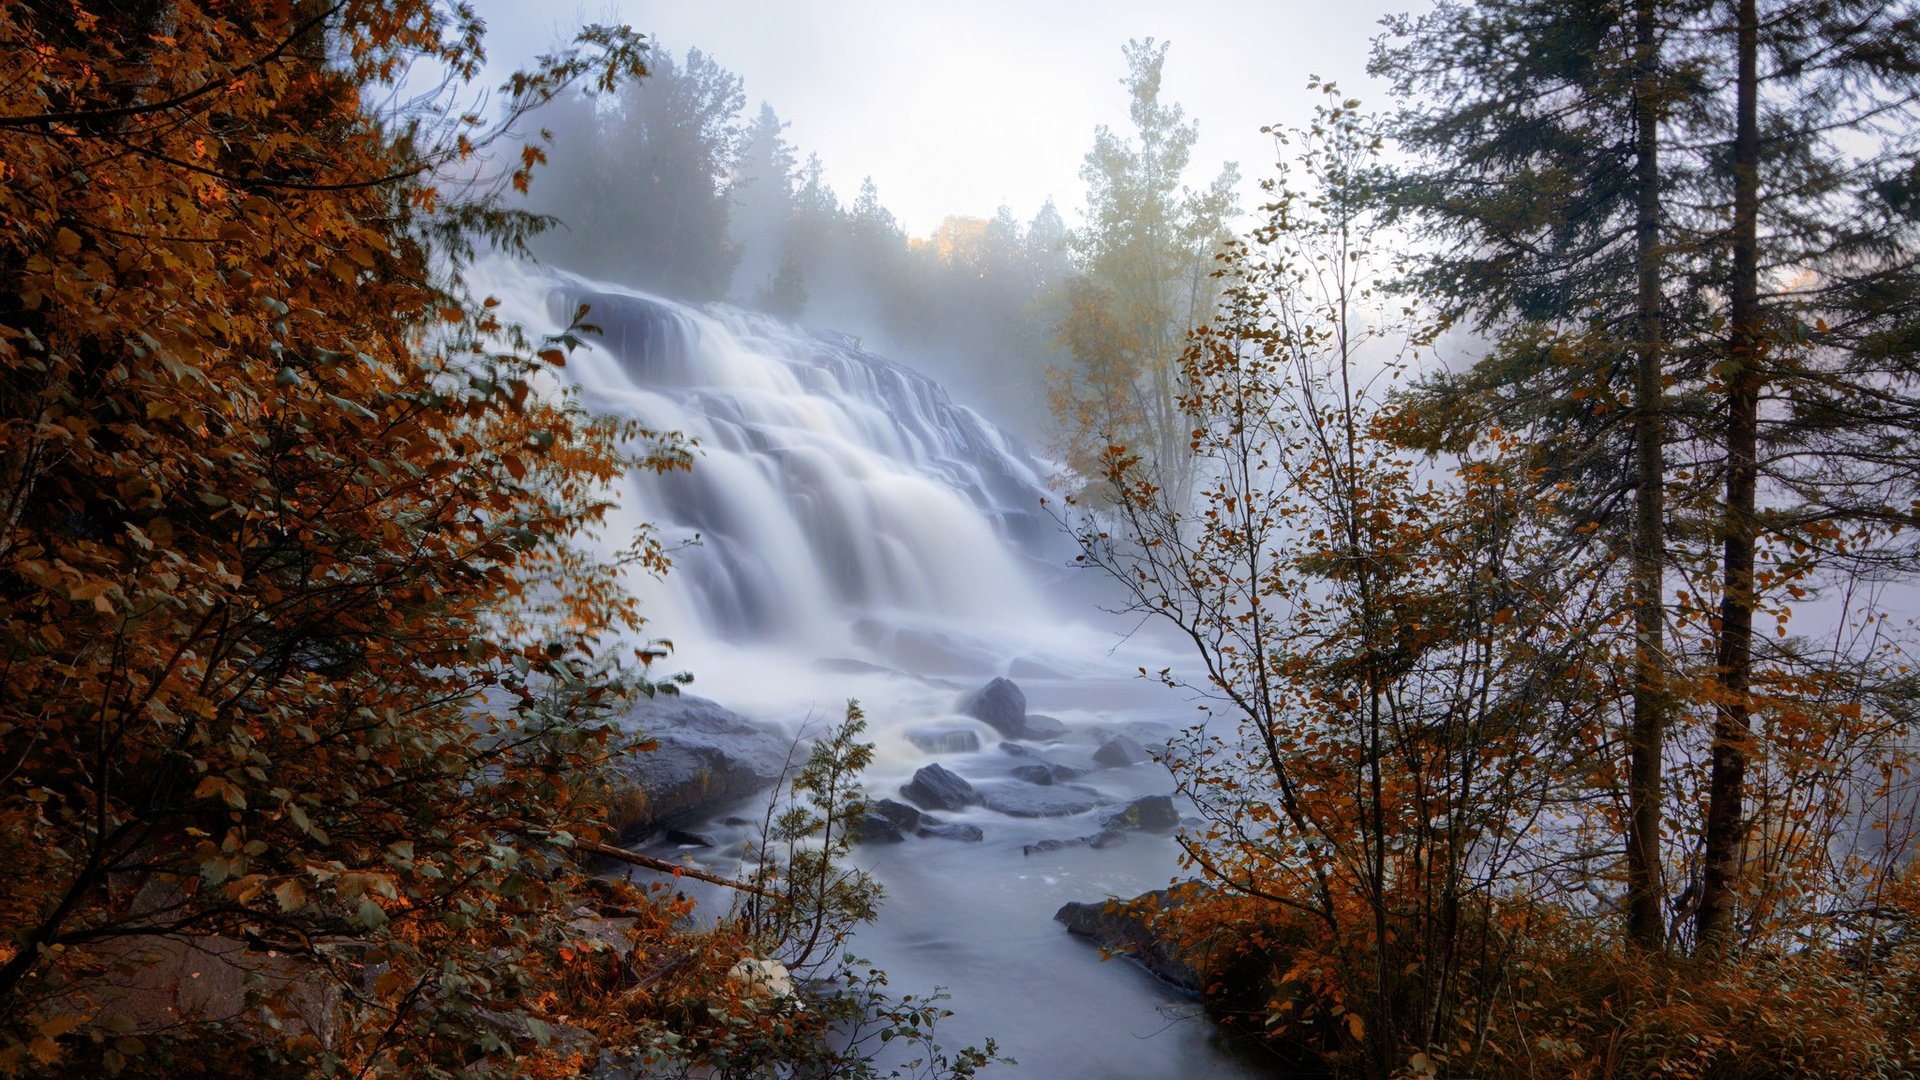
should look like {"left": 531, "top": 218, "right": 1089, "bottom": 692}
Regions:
{"left": 580, "top": 839, "right": 772, "bottom": 897}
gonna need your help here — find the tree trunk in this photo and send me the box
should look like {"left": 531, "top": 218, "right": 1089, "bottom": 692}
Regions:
{"left": 1625, "top": 0, "right": 1671, "bottom": 954}
{"left": 1698, "top": 0, "right": 1761, "bottom": 953}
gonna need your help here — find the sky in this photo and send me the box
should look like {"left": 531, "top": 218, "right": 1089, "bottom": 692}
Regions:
{"left": 470, "top": 1, "right": 1410, "bottom": 237}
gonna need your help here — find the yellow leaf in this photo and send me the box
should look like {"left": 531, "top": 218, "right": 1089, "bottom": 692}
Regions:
{"left": 36, "top": 1014, "right": 84, "bottom": 1040}
{"left": 193, "top": 775, "right": 246, "bottom": 809}
{"left": 1346, "top": 1012, "right": 1365, "bottom": 1041}
{"left": 54, "top": 227, "right": 80, "bottom": 254}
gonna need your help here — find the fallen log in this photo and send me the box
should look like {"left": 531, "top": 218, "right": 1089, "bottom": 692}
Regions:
{"left": 580, "top": 839, "right": 772, "bottom": 897}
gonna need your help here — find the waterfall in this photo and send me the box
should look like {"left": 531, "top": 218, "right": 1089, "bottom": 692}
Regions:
{"left": 471, "top": 260, "right": 1069, "bottom": 686}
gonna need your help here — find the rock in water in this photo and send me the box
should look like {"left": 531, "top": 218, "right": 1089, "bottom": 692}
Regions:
{"left": 856, "top": 814, "right": 907, "bottom": 844}
{"left": 1019, "top": 713, "right": 1070, "bottom": 741}
{"left": 605, "top": 694, "right": 794, "bottom": 840}
{"left": 917, "top": 820, "right": 985, "bottom": 842}
{"left": 870, "top": 797, "right": 926, "bottom": 830}
{"left": 977, "top": 782, "right": 1100, "bottom": 818}
{"left": 1009, "top": 758, "right": 1087, "bottom": 786}
{"left": 1100, "top": 795, "right": 1180, "bottom": 833}
{"left": 900, "top": 763, "right": 979, "bottom": 812}
{"left": 906, "top": 725, "right": 982, "bottom": 754}
{"left": 856, "top": 798, "right": 924, "bottom": 844}
{"left": 1093, "top": 735, "right": 1152, "bottom": 768}
{"left": 855, "top": 796, "right": 984, "bottom": 843}
{"left": 958, "top": 677, "right": 1028, "bottom": 738}
{"left": 1055, "top": 889, "right": 1199, "bottom": 992}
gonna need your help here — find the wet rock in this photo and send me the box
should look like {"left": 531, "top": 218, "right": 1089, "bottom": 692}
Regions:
{"left": 605, "top": 695, "right": 795, "bottom": 841}
{"left": 1022, "top": 828, "right": 1125, "bottom": 856}
{"left": 1009, "top": 759, "right": 1087, "bottom": 786}
{"left": 664, "top": 829, "right": 717, "bottom": 848}
{"left": 900, "top": 763, "right": 979, "bottom": 812}
{"left": 906, "top": 725, "right": 982, "bottom": 754}
{"left": 1055, "top": 888, "right": 1200, "bottom": 992}
{"left": 856, "top": 815, "right": 907, "bottom": 844}
{"left": 870, "top": 797, "right": 925, "bottom": 829}
{"left": 855, "top": 798, "right": 925, "bottom": 844}
{"left": 1020, "top": 713, "right": 1070, "bottom": 741}
{"left": 917, "top": 820, "right": 984, "bottom": 842}
{"left": 855, "top": 796, "right": 983, "bottom": 843}
{"left": 1099, "top": 795, "right": 1179, "bottom": 833}
{"left": 958, "top": 677, "right": 1028, "bottom": 738}
{"left": 978, "top": 782, "right": 1101, "bottom": 818}
{"left": 1093, "top": 735, "right": 1152, "bottom": 768}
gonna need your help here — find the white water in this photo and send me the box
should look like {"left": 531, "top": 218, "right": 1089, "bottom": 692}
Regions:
{"left": 471, "top": 260, "right": 1270, "bottom": 1077}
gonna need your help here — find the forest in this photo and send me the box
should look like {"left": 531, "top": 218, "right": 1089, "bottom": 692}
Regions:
{"left": 2, "top": 1, "right": 1918, "bottom": 1078}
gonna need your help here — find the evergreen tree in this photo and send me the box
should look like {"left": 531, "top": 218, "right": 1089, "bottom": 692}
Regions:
{"left": 533, "top": 46, "right": 746, "bottom": 300}
{"left": 1374, "top": 0, "right": 1696, "bottom": 953}
{"left": 731, "top": 102, "right": 801, "bottom": 309}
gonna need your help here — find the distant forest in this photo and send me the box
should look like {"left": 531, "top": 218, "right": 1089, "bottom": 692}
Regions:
{"left": 522, "top": 42, "right": 1238, "bottom": 446}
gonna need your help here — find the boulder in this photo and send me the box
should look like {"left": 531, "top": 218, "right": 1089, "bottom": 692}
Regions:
{"left": 854, "top": 796, "right": 983, "bottom": 843}
{"left": 1009, "top": 759, "right": 1087, "bottom": 786}
{"left": 1019, "top": 713, "right": 1070, "bottom": 741}
{"left": 958, "top": 677, "right": 1028, "bottom": 738}
{"left": 899, "top": 763, "right": 978, "bottom": 812}
{"left": 906, "top": 724, "right": 982, "bottom": 754}
{"left": 1093, "top": 735, "right": 1152, "bottom": 768}
{"left": 869, "top": 797, "right": 925, "bottom": 830}
{"left": 977, "top": 782, "right": 1101, "bottom": 818}
{"left": 664, "top": 829, "right": 717, "bottom": 848}
{"left": 856, "top": 815, "right": 906, "bottom": 844}
{"left": 1055, "top": 888, "right": 1200, "bottom": 992}
{"left": 1022, "top": 829, "right": 1124, "bottom": 856}
{"left": 917, "top": 820, "right": 985, "bottom": 842}
{"left": 605, "top": 695, "right": 795, "bottom": 840}
{"left": 1099, "top": 795, "right": 1180, "bottom": 833}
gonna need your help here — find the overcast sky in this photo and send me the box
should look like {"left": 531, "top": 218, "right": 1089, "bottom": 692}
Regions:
{"left": 470, "top": 1, "right": 1412, "bottom": 236}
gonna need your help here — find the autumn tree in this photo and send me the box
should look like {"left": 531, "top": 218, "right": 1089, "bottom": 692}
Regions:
{"left": 1069, "top": 91, "right": 1630, "bottom": 1077}
{"left": 1051, "top": 38, "right": 1239, "bottom": 503}
{"left": 0, "top": 6, "right": 1000, "bottom": 1077}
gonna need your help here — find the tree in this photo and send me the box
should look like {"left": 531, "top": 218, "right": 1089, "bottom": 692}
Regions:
{"left": 1373, "top": 0, "right": 1706, "bottom": 951}
{"left": 1376, "top": 0, "right": 1920, "bottom": 961}
{"left": 0, "top": 4, "right": 684, "bottom": 1072}
{"left": 1689, "top": 0, "right": 1920, "bottom": 952}
{"left": 1070, "top": 92, "right": 1621, "bottom": 1077}
{"left": 533, "top": 45, "right": 746, "bottom": 300}
{"left": 731, "top": 102, "right": 802, "bottom": 310}
{"left": 1052, "top": 39, "right": 1239, "bottom": 503}
{"left": 0, "top": 7, "right": 999, "bottom": 1077}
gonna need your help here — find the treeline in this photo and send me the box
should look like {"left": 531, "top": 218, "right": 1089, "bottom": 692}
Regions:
{"left": 523, "top": 40, "right": 1238, "bottom": 446}
{"left": 1071, "top": 3, "right": 1920, "bottom": 1078}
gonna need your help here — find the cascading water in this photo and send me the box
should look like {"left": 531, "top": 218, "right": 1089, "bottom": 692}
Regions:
{"left": 558, "top": 277, "right": 1056, "bottom": 629}
{"left": 472, "top": 260, "right": 1266, "bottom": 1078}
